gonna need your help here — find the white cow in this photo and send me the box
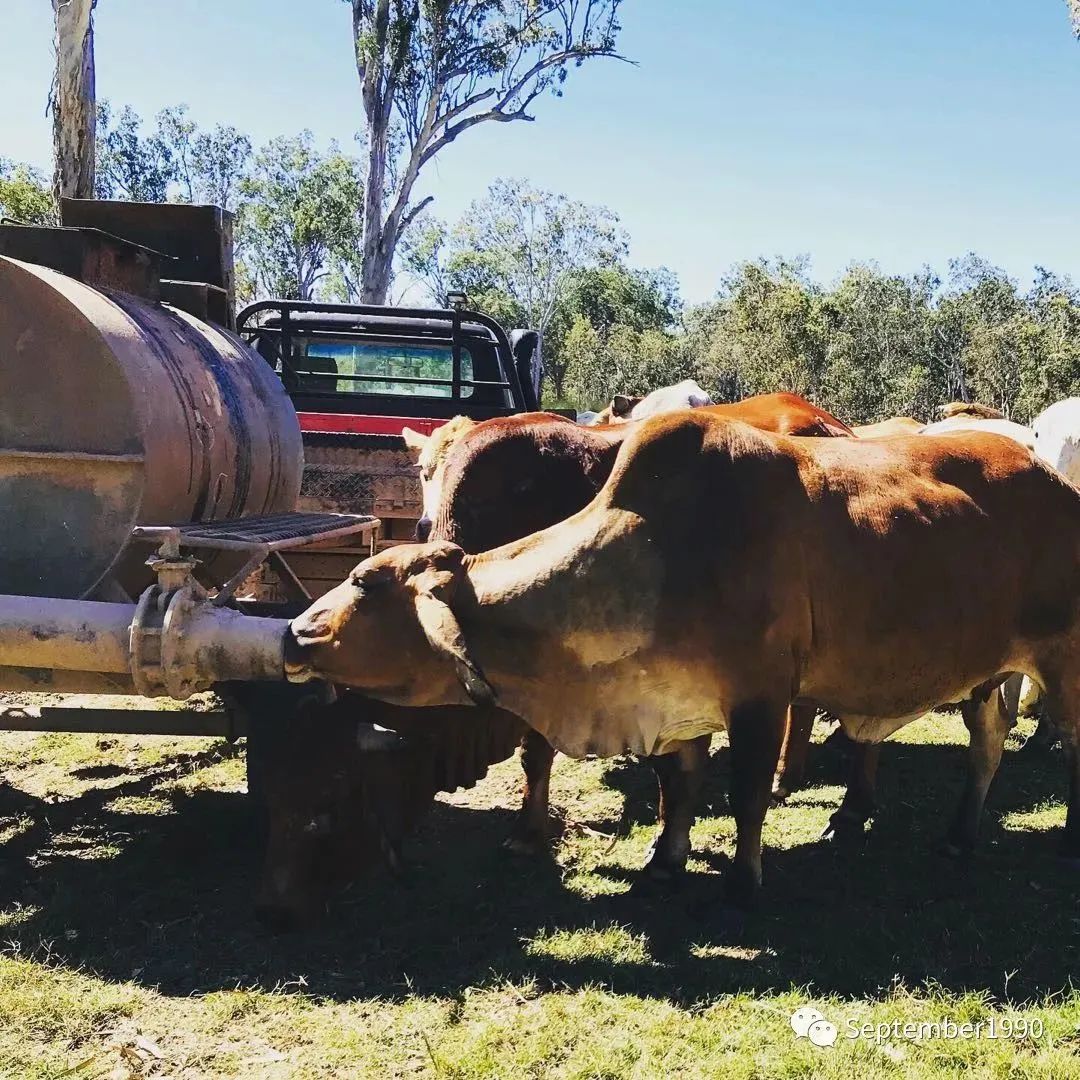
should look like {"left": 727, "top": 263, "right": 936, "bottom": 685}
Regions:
{"left": 920, "top": 415, "right": 1037, "bottom": 450}
{"left": 1033, "top": 398, "right": 1080, "bottom": 486}
{"left": 629, "top": 379, "right": 713, "bottom": 420}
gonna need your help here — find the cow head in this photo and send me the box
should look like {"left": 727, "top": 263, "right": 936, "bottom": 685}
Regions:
{"left": 403, "top": 417, "right": 476, "bottom": 540}
{"left": 628, "top": 379, "right": 713, "bottom": 420}
{"left": 253, "top": 690, "right": 525, "bottom": 930}
{"left": 285, "top": 541, "right": 495, "bottom": 709}
{"left": 590, "top": 394, "right": 642, "bottom": 425}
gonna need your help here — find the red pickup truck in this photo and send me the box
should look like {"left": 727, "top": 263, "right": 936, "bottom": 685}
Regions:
{"left": 239, "top": 298, "right": 549, "bottom": 551}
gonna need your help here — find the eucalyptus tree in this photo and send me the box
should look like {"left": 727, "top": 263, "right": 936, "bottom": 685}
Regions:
{"left": 345, "top": 0, "right": 626, "bottom": 302}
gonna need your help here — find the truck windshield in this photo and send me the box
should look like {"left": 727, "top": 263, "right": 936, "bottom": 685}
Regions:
{"left": 293, "top": 338, "right": 474, "bottom": 398}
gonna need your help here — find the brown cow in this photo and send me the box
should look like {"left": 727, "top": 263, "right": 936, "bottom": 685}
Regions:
{"left": 853, "top": 417, "right": 923, "bottom": 438}
{"left": 286, "top": 415, "right": 1080, "bottom": 914}
{"left": 429, "top": 394, "right": 853, "bottom": 850}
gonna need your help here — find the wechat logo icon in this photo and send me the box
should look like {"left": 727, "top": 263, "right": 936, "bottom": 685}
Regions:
{"left": 791, "top": 1008, "right": 839, "bottom": 1047}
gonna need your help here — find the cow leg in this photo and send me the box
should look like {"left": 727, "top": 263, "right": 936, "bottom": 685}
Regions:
{"left": 726, "top": 700, "right": 787, "bottom": 908}
{"left": 1062, "top": 739, "right": 1080, "bottom": 863}
{"left": 821, "top": 741, "right": 881, "bottom": 842}
{"left": 504, "top": 728, "right": 557, "bottom": 855}
{"left": 943, "top": 690, "right": 1011, "bottom": 855}
{"left": 643, "top": 736, "right": 710, "bottom": 881}
{"left": 1000, "top": 674, "right": 1023, "bottom": 729}
{"left": 1050, "top": 680, "right": 1080, "bottom": 862}
{"left": 772, "top": 703, "right": 815, "bottom": 802}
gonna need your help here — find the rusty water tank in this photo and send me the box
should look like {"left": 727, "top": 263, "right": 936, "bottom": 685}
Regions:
{"left": 0, "top": 255, "right": 303, "bottom": 600}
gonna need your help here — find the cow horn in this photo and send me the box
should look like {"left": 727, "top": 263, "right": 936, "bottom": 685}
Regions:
{"left": 413, "top": 592, "right": 496, "bottom": 706}
{"left": 355, "top": 722, "right": 408, "bottom": 752}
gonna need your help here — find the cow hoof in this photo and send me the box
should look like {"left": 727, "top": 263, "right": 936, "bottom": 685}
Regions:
{"left": 819, "top": 815, "right": 866, "bottom": 846}
{"left": 1022, "top": 736, "right": 1060, "bottom": 754}
{"left": 641, "top": 857, "right": 686, "bottom": 884}
{"left": 770, "top": 784, "right": 790, "bottom": 806}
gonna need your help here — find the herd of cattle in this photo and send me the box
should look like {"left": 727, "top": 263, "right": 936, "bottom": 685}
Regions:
{"left": 255, "top": 381, "right": 1080, "bottom": 926}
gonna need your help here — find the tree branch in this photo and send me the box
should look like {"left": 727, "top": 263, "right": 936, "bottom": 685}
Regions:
{"left": 398, "top": 194, "right": 434, "bottom": 237}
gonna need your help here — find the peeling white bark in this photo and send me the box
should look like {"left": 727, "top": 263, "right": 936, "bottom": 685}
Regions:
{"left": 51, "top": 0, "right": 97, "bottom": 201}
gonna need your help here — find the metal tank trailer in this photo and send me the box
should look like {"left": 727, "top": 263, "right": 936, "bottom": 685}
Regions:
{"left": 0, "top": 199, "right": 376, "bottom": 738}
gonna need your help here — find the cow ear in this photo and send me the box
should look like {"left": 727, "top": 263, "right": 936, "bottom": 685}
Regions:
{"left": 612, "top": 394, "right": 633, "bottom": 417}
{"left": 413, "top": 592, "right": 496, "bottom": 706}
{"left": 408, "top": 542, "right": 465, "bottom": 601}
{"left": 350, "top": 562, "right": 394, "bottom": 592}
{"left": 402, "top": 427, "right": 428, "bottom": 454}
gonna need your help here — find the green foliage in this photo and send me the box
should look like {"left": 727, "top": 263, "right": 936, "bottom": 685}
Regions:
{"left": 0, "top": 159, "right": 54, "bottom": 224}
{"left": 95, "top": 101, "right": 254, "bottom": 210}
{"left": 237, "top": 133, "right": 364, "bottom": 302}
{"left": 445, "top": 177, "right": 627, "bottom": 328}
{"left": 684, "top": 256, "right": 1080, "bottom": 425}
{"left": 563, "top": 318, "right": 694, "bottom": 407}
{"left": 95, "top": 102, "right": 176, "bottom": 201}
{"left": 405, "top": 177, "right": 633, "bottom": 397}
{"left": 155, "top": 104, "right": 252, "bottom": 210}
{"left": 71, "top": 100, "right": 361, "bottom": 305}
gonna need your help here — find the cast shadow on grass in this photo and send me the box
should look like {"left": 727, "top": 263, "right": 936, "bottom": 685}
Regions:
{"left": 0, "top": 733, "right": 1074, "bottom": 1008}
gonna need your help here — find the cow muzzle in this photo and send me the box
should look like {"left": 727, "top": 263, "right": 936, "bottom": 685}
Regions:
{"left": 283, "top": 627, "right": 318, "bottom": 683}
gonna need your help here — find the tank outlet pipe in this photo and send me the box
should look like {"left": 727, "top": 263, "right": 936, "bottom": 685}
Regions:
{"left": 0, "top": 595, "right": 133, "bottom": 673}
{"left": 0, "top": 588, "right": 291, "bottom": 700}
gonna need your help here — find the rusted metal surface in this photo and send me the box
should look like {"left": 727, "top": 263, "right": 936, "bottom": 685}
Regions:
{"left": 0, "top": 255, "right": 303, "bottom": 601}
{"left": 0, "top": 704, "right": 245, "bottom": 738}
{"left": 0, "top": 223, "right": 164, "bottom": 299}
{"left": 61, "top": 199, "right": 236, "bottom": 326}
{"left": 159, "top": 279, "right": 231, "bottom": 327}
{"left": 0, "top": 668, "right": 136, "bottom": 695}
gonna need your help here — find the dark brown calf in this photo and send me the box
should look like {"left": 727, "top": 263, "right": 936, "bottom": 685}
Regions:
{"left": 254, "top": 688, "right": 523, "bottom": 927}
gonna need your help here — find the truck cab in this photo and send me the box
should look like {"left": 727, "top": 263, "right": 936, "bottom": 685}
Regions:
{"left": 238, "top": 299, "right": 545, "bottom": 548}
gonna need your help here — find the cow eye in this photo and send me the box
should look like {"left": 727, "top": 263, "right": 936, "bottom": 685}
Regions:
{"left": 350, "top": 568, "right": 390, "bottom": 592}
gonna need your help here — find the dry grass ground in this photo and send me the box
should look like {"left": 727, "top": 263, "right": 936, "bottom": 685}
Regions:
{"left": 0, "top": 696, "right": 1078, "bottom": 1078}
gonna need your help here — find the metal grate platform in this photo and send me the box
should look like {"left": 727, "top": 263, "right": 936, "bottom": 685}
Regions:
{"left": 132, "top": 511, "right": 377, "bottom": 553}
{"left": 131, "top": 511, "right": 379, "bottom": 603}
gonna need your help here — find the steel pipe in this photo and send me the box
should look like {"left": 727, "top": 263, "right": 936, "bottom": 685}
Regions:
{"left": 0, "top": 595, "right": 132, "bottom": 672}
{"left": 0, "top": 589, "right": 290, "bottom": 700}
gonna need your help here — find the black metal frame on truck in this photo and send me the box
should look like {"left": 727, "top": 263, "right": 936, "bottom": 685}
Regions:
{"left": 238, "top": 299, "right": 543, "bottom": 422}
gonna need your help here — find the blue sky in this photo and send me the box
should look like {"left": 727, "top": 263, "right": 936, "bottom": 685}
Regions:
{"left": 2, "top": 0, "right": 1078, "bottom": 303}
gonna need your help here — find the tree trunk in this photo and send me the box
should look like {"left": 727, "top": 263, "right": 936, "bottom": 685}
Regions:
{"left": 51, "top": 0, "right": 97, "bottom": 202}
{"left": 360, "top": 105, "right": 392, "bottom": 304}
